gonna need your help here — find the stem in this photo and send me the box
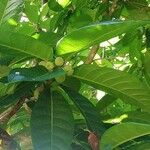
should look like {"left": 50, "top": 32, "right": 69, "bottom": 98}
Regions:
{"left": 85, "top": 45, "right": 99, "bottom": 64}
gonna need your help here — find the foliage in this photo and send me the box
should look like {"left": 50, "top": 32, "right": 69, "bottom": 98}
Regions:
{"left": 0, "top": 0, "right": 150, "bottom": 150}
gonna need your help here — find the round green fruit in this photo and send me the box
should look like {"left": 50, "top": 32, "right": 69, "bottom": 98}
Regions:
{"left": 55, "top": 75, "right": 66, "bottom": 83}
{"left": 63, "top": 65, "right": 74, "bottom": 76}
{"left": 55, "top": 57, "right": 64, "bottom": 66}
{"left": 39, "top": 61, "right": 47, "bottom": 66}
{"left": 46, "top": 62, "right": 54, "bottom": 71}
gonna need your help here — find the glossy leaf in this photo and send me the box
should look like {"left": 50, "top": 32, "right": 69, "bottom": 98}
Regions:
{"left": 73, "top": 65, "right": 150, "bottom": 112}
{"left": 31, "top": 89, "right": 74, "bottom": 150}
{"left": 7, "top": 66, "right": 65, "bottom": 83}
{"left": 63, "top": 86, "right": 105, "bottom": 135}
{"left": 56, "top": 20, "right": 149, "bottom": 55}
{"left": 0, "top": 0, "right": 23, "bottom": 25}
{"left": 0, "top": 30, "right": 52, "bottom": 60}
{"left": 100, "top": 123, "right": 150, "bottom": 150}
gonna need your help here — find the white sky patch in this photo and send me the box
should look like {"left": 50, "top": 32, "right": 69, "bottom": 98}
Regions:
{"left": 96, "top": 90, "right": 105, "bottom": 100}
{"left": 100, "top": 36, "right": 120, "bottom": 47}
{"left": 20, "top": 15, "right": 29, "bottom": 22}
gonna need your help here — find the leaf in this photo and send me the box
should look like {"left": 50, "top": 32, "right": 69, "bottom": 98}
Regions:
{"left": 31, "top": 89, "right": 74, "bottom": 150}
{"left": 63, "top": 86, "right": 105, "bottom": 135}
{"left": 0, "top": 82, "right": 36, "bottom": 109}
{"left": 122, "top": 111, "right": 150, "bottom": 124}
{"left": 0, "top": 0, "right": 23, "bottom": 25}
{"left": 62, "top": 76, "right": 81, "bottom": 91}
{"left": 143, "top": 52, "right": 150, "bottom": 87}
{"left": 24, "top": 1, "right": 39, "bottom": 23}
{"left": 73, "top": 64, "right": 150, "bottom": 112}
{"left": 0, "top": 30, "right": 52, "bottom": 60}
{"left": 100, "top": 123, "right": 150, "bottom": 150}
{"left": 96, "top": 94, "right": 117, "bottom": 112}
{"left": 127, "top": 141, "right": 150, "bottom": 150}
{"left": 56, "top": 20, "right": 149, "bottom": 55}
{"left": 6, "top": 66, "right": 65, "bottom": 83}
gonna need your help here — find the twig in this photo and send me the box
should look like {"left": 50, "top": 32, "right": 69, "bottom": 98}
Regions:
{"left": 0, "top": 97, "right": 26, "bottom": 124}
{"left": 85, "top": 45, "right": 99, "bottom": 64}
{"left": 109, "top": 0, "right": 118, "bottom": 16}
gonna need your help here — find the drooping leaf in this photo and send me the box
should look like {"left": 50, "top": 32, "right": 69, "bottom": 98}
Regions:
{"left": 0, "top": 30, "right": 52, "bottom": 60}
{"left": 73, "top": 64, "right": 150, "bottom": 112}
{"left": 6, "top": 66, "right": 65, "bottom": 83}
{"left": 0, "top": 0, "right": 23, "bottom": 25}
{"left": 31, "top": 89, "right": 74, "bottom": 150}
{"left": 63, "top": 86, "right": 105, "bottom": 135}
{"left": 56, "top": 20, "right": 149, "bottom": 55}
{"left": 100, "top": 123, "right": 150, "bottom": 150}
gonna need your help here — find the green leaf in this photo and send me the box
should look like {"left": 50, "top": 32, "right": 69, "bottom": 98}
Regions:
{"left": 96, "top": 94, "right": 117, "bottom": 112}
{"left": 0, "top": 82, "right": 36, "bottom": 109}
{"left": 0, "top": 0, "right": 23, "bottom": 25}
{"left": 56, "top": 20, "right": 149, "bottom": 55}
{"left": 143, "top": 52, "right": 150, "bottom": 87}
{"left": 24, "top": 1, "right": 39, "bottom": 23}
{"left": 62, "top": 76, "right": 81, "bottom": 92}
{"left": 0, "top": 65, "right": 10, "bottom": 77}
{"left": 48, "top": 0, "right": 63, "bottom": 12}
{"left": 31, "top": 89, "right": 74, "bottom": 150}
{"left": 123, "top": 111, "right": 150, "bottom": 124}
{"left": 7, "top": 66, "right": 65, "bottom": 83}
{"left": 0, "top": 30, "right": 52, "bottom": 60}
{"left": 127, "top": 141, "right": 150, "bottom": 150}
{"left": 100, "top": 123, "right": 150, "bottom": 150}
{"left": 73, "top": 65, "right": 150, "bottom": 112}
{"left": 63, "top": 86, "right": 105, "bottom": 135}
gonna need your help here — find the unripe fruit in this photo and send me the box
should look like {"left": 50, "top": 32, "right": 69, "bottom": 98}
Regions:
{"left": 55, "top": 57, "right": 64, "bottom": 66}
{"left": 39, "top": 61, "right": 47, "bottom": 66}
{"left": 39, "top": 61, "right": 54, "bottom": 71}
{"left": 63, "top": 65, "right": 74, "bottom": 76}
{"left": 46, "top": 62, "right": 54, "bottom": 71}
{"left": 55, "top": 75, "right": 65, "bottom": 83}
{"left": 67, "top": 68, "right": 74, "bottom": 76}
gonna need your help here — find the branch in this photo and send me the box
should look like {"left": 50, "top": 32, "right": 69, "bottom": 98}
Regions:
{"left": 0, "top": 97, "right": 26, "bottom": 124}
{"left": 109, "top": 0, "right": 118, "bottom": 16}
{"left": 85, "top": 45, "right": 99, "bottom": 64}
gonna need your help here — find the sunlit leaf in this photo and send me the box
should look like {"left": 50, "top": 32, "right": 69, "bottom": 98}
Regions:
{"left": 100, "top": 123, "right": 150, "bottom": 150}
{"left": 56, "top": 20, "right": 149, "bottom": 55}
{"left": 0, "top": 0, "right": 23, "bottom": 25}
{"left": 73, "top": 65, "right": 150, "bottom": 112}
{"left": 0, "top": 30, "right": 52, "bottom": 60}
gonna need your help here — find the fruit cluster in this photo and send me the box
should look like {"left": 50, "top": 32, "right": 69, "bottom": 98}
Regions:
{"left": 39, "top": 57, "right": 74, "bottom": 83}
